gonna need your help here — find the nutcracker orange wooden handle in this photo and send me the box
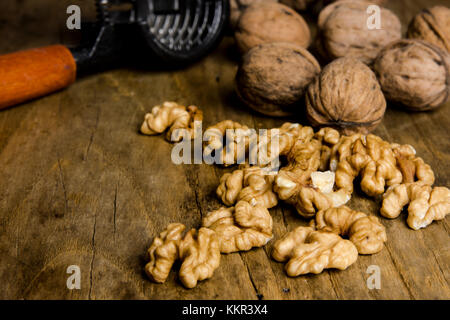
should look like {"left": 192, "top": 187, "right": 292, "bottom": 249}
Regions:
{"left": 0, "top": 45, "right": 76, "bottom": 110}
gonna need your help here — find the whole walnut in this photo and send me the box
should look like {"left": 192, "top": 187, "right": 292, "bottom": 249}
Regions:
{"left": 407, "top": 6, "right": 450, "bottom": 53}
{"left": 236, "top": 42, "right": 321, "bottom": 117}
{"left": 229, "top": 0, "right": 279, "bottom": 30}
{"left": 373, "top": 39, "right": 450, "bottom": 111}
{"left": 306, "top": 57, "right": 386, "bottom": 135}
{"left": 279, "top": 0, "right": 315, "bottom": 11}
{"left": 317, "top": 0, "right": 401, "bottom": 64}
{"left": 235, "top": 2, "right": 311, "bottom": 54}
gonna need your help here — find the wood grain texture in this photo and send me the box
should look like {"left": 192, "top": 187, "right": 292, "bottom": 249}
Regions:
{"left": 0, "top": 45, "right": 76, "bottom": 110}
{"left": 0, "top": 0, "right": 448, "bottom": 300}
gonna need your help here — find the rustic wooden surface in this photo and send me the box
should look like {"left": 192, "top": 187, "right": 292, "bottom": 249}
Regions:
{"left": 0, "top": 0, "right": 448, "bottom": 300}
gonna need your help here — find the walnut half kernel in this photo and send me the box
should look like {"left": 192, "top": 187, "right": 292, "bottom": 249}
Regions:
{"left": 202, "top": 200, "right": 273, "bottom": 254}
{"left": 145, "top": 224, "right": 221, "bottom": 289}
{"left": 381, "top": 182, "right": 450, "bottom": 230}
{"left": 312, "top": 206, "right": 387, "bottom": 254}
{"left": 272, "top": 226, "right": 358, "bottom": 276}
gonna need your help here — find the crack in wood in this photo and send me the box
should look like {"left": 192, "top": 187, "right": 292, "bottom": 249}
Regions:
{"left": 57, "top": 158, "right": 68, "bottom": 214}
{"left": 280, "top": 206, "right": 288, "bottom": 229}
{"left": 429, "top": 249, "right": 449, "bottom": 287}
{"left": 327, "top": 272, "right": 341, "bottom": 299}
{"left": 384, "top": 244, "right": 416, "bottom": 299}
{"left": 113, "top": 183, "right": 118, "bottom": 237}
{"left": 89, "top": 212, "right": 97, "bottom": 300}
{"left": 83, "top": 107, "right": 100, "bottom": 162}
{"left": 239, "top": 253, "right": 262, "bottom": 300}
{"left": 186, "top": 167, "right": 203, "bottom": 220}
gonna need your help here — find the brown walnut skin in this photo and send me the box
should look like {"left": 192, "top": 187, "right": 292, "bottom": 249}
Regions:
{"left": 236, "top": 42, "right": 321, "bottom": 117}
{"left": 317, "top": 0, "right": 401, "bottom": 64}
{"left": 230, "top": 0, "right": 279, "bottom": 30}
{"left": 279, "top": 0, "right": 315, "bottom": 11}
{"left": 373, "top": 39, "right": 450, "bottom": 111}
{"left": 234, "top": 2, "right": 311, "bottom": 54}
{"left": 306, "top": 57, "right": 386, "bottom": 135}
{"left": 325, "top": 0, "right": 387, "bottom": 6}
{"left": 407, "top": 6, "right": 450, "bottom": 53}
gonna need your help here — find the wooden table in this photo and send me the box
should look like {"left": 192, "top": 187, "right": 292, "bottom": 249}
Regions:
{"left": 0, "top": 0, "right": 448, "bottom": 300}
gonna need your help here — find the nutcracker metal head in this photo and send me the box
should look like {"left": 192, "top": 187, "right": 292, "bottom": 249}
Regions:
{"left": 71, "top": 0, "right": 229, "bottom": 72}
{"left": 136, "top": 0, "right": 229, "bottom": 62}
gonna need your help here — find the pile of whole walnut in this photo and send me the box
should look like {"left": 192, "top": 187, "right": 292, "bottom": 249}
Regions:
{"left": 234, "top": 0, "right": 450, "bottom": 122}
{"left": 140, "top": 0, "right": 450, "bottom": 289}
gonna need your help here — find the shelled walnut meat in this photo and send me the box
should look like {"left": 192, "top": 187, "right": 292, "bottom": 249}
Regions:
{"left": 234, "top": 2, "right": 311, "bottom": 54}
{"left": 141, "top": 101, "right": 203, "bottom": 142}
{"left": 229, "top": 0, "right": 279, "bottom": 30}
{"left": 374, "top": 39, "right": 450, "bottom": 111}
{"left": 312, "top": 206, "right": 387, "bottom": 254}
{"left": 306, "top": 57, "right": 386, "bottom": 135}
{"left": 272, "top": 226, "right": 358, "bottom": 276}
{"left": 381, "top": 182, "right": 450, "bottom": 230}
{"left": 317, "top": 0, "right": 401, "bottom": 64}
{"left": 216, "top": 165, "right": 278, "bottom": 208}
{"left": 236, "top": 42, "right": 320, "bottom": 116}
{"left": 407, "top": 6, "right": 450, "bottom": 53}
{"left": 145, "top": 224, "right": 221, "bottom": 289}
{"left": 202, "top": 201, "right": 273, "bottom": 253}
{"left": 142, "top": 115, "right": 449, "bottom": 287}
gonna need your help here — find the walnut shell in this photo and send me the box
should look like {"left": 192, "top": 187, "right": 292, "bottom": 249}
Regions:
{"left": 325, "top": 0, "right": 387, "bottom": 6}
{"left": 229, "top": 0, "right": 279, "bottom": 30}
{"left": 279, "top": 0, "right": 315, "bottom": 11}
{"left": 236, "top": 42, "right": 321, "bottom": 117}
{"left": 373, "top": 39, "right": 450, "bottom": 111}
{"left": 407, "top": 6, "right": 450, "bottom": 53}
{"left": 317, "top": 0, "right": 401, "bottom": 64}
{"left": 235, "top": 2, "right": 311, "bottom": 54}
{"left": 306, "top": 57, "right": 386, "bottom": 135}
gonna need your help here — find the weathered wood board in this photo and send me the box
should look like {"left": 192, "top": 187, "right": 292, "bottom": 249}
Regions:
{"left": 0, "top": 0, "right": 448, "bottom": 300}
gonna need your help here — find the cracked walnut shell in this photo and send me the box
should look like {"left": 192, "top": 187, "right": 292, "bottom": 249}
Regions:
{"left": 317, "top": 0, "right": 401, "bottom": 64}
{"left": 373, "top": 39, "right": 450, "bottom": 111}
{"left": 234, "top": 2, "right": 311, "bottom": 53}
{"left": 407, "top": 6, "right": 450, "bottom": 53}
{"left": 306, "top": 58, "right": 386, "bottom": 135}
{"left": 236, "top": 42, "right": 320, "bottom": 117}
{"left": 272, "top": 226, "right": 358, "bottom": 276}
